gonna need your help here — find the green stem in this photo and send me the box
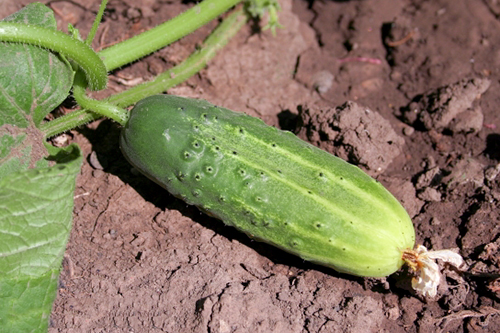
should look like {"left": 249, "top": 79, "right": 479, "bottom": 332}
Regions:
{"left": 0, "top": 22, "right": 107, "bottom": 90}
{"left": 40, "top": 9, "right": 247, "bottom": 138}
{"left": 108, "top": 9, "right": 247, "bottom": 107}
{"left": 98, "top": 0, "right": 243, "bottom": 71}
{"left": 86, "top": 0, "right": 109, "bottom": 45}
{"left": 72, "top": 70, "right": 129, "bottom": 125}
{"left": 41, "top": 109, "right": 102, "bottom": 139}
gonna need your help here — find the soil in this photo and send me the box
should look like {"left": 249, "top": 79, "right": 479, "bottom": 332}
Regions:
{"left": 3, "top": 0, "right": 500, "bottom": 332}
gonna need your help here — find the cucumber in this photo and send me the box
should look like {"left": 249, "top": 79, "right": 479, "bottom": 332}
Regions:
{"left": 120, "top": 95, "right": 415, "bottom": 277}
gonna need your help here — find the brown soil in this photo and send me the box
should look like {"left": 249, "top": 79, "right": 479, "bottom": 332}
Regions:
{"left": 4, "top": 0, "right": 500, "bottom": 332}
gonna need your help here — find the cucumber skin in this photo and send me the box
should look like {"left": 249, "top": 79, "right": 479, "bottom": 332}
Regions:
{"left": 120, "top": 95, "right": 415, "bottom": 277}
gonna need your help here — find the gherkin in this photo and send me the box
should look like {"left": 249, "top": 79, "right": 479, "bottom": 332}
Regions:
{"left": 120, "top": 95, "right": 415, "bottom": 277}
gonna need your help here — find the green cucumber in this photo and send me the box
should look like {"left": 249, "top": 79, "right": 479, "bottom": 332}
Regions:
{"left": 120, "top": 95, "right": 416, "bottom": 277}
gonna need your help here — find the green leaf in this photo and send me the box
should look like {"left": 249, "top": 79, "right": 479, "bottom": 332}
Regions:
{"left": 0, "top": 124, "right": 48, "bottom": 180}
{"left": 0, "top": 3, "right": 75, "bottom": 179}
{"left": 0, "top": 4, "right": 88, "bottom": 333}
{"left": 0, "top": 269, "right": 59, "bottom": 333}
{"left": 2, "top": 2, "right": 58, "bottom": 28}
{"left": 0, "top": 143, "right": 82, "bottom": 332}
{"left": 0, "top": 2, "right": 74, "bottom": 129}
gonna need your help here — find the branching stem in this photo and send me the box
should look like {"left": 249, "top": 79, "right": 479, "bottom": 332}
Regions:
{"left": 40, "top": 9, "right": 247, "bottom": 138}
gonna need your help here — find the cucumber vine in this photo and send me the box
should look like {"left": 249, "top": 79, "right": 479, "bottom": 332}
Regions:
{"left": 0, "top": 0, "right": 280, "bottom": 331}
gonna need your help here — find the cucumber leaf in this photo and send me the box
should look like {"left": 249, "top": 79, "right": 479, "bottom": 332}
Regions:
{"left": 0, "top": 3, "right": 81, "bottom": 332}
{"left": 0, "top": 3, "right": 74, "bottom": 179}
{"left": 0, "top": 143, "right": 82, "bottom": 332}
{"left": 0, "top": 2, "right": 74, "bottom": 128}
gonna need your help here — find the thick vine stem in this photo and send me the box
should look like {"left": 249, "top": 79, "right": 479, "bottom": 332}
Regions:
{"left": 72, "top": 71, "right": 129, "bottom": 126}
{"left": 98, "top": 0, "right": 243, "bottom": 71}
{"left": 402, "top": 245, "right": 465, "bottom": 298}
{"left": 41, "top": 110, "right": 102, "bottom": 139}
{"left": 0, "top": 22, "right": 107, "bottom": 90}
{"left": 108, "top": 8, "right": 247, "bottom": 108}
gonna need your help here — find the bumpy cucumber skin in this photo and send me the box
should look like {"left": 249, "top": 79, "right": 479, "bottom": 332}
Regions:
{"left": 120, "top": 95, "right": 415, "bottom": 277}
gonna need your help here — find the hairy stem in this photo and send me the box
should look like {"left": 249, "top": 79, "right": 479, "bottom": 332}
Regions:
{"left": 98, "top": 0, "right": 243, "bottom": 71}
{"left": 72, "top": 70, "right": 129, "bottom": 125}
{"left": 41, "top": 110, "right": 102, "bottom": 139}
{"left": 109, "top": 9, "right": 247, "bottom": 107}
{"left": 86, "top": 0, "right": 109, "bottom": 45}
{"left": 0, "top": 22, "right": 107, "bottom": 90}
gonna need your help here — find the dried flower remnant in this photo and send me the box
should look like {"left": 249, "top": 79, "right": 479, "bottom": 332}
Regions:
{"left": 403, "top": 245, "right": 465, "bottom": 298}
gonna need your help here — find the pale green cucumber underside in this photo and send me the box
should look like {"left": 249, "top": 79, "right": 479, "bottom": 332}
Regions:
{"left": 120, "top": 95, "right": 416, "bottom": 277}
